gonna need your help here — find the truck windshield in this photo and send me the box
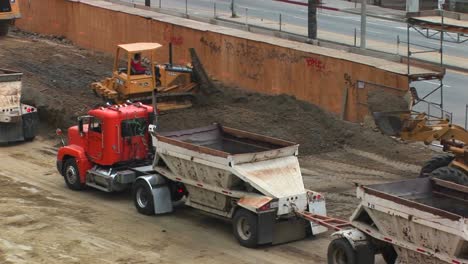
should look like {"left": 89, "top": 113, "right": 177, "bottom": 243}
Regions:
{"left": 121, "top": 118, "right": 147, "bottom": 137}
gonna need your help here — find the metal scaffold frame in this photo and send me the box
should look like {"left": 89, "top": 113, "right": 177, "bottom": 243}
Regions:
{"left": 405, "top": 10, "right": 468, "bottom": 120}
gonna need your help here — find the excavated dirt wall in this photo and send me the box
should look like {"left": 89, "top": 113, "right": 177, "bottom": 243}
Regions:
{"left": 15, "top": 0, "right": 415, "bottom": 122}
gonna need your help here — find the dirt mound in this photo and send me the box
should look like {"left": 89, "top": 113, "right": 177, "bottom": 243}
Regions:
{"left": 159, "top": 82, "right": 412, "bottom": 158}
{"left": 1, "top": 31, "right": 111, "bottom": 128}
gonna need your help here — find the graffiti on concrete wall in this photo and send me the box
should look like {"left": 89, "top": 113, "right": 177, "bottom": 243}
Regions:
{"left": 304, "top": 57, "right": 326, "bottom": 72}
{"left": 344, "top": 73, "right": 355, "bottom": 88}
{"left": 163, "top": 25, "right": 184, "bottom": 45}
{"left": 199, "top": 36, "right": 333, "bottom": 81}
{"left": 200, "top": 36, "right": 221, "bottom": 54}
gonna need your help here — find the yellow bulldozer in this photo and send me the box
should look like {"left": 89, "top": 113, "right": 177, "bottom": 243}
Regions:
{"left": 374, "top": 111, "right": 468, "bottom": 186}
{"left": 91, "top": 42, "right": 199, "bottom": 111}
{"left": 0, "top": 0, "right": 20, "bottom": 36}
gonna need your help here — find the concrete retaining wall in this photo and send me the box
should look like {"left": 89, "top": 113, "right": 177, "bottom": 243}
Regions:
{"left": 16, "top": 0, "right": 415, "bottom": 122}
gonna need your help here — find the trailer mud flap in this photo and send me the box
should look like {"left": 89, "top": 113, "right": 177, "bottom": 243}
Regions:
{"left": 272, "top": 218, "right": 308, "bottom": 245}
{"left": 22, "top": 112, "right": 39, "bottom": 140}
{"left": 0, "top": 120, "right": 24, "bottom": 143}
{"left": 257, "top": 211, "right": 275, "bottom": 245}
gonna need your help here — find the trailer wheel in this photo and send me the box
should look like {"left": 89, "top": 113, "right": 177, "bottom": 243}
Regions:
{"left": 133, "top": 181, "right": 155, "bottom": 215}
{"left": 232, "top": 208, "right": 258, "bottom": 248}
{"left": 63, "top": 159, "right": 84, "bottom": 191}
{"left": 328, "top": 238, "right": 357, "bottom": 264}
{"left": 430, "top": 166, "right": 468, "bottom": 186}
{"left": 419, "top": 154, "right": 454, "bottom": 177}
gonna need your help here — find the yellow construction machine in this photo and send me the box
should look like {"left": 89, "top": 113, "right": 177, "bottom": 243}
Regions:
{"left": 0, "top": 0, "right": 20, "bottom": 36}
{"left": 91, "top": 42, "right": 198, "bottom": 111}
{"left": 374, "top": 111, "right": 468, "bottom": 186}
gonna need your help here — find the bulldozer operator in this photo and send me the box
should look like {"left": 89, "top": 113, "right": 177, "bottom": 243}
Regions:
{"left": 131, "top": 53, "right": 148, "bottom": 75}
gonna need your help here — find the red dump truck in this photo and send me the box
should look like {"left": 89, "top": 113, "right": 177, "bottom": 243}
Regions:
{"left": 56, "top": 102, "right": 327, "bottom": 247}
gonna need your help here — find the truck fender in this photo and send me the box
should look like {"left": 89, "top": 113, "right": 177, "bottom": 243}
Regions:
{"left": 135, "top": 175, "right": 173, "bottom": 215}
{"left": 57, "top": 145, "right": 92, "bottom": 183}
{"left": 331, "top": 229, "right": 369, "bottom": 250}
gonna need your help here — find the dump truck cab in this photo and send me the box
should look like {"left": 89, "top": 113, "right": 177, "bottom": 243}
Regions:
{"left": 0, "top": 0, "right": 20, "bottom": 36}
{"left": 57, "top": 103, "right": 154, "bottom": 191}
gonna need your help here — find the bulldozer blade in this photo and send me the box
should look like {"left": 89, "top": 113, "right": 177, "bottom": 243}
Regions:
{"left": 155, "top": 92, "right": 195, "bottom": 111}
{"left": 372, "top": 111, "right": 410, "bottom": 136}
{"left": 0, "top": 120, "right": 24, "bottom": 143}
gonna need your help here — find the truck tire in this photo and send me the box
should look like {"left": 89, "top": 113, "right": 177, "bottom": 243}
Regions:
{"left": 133, "top": 180, "right": 155, "bottom": 215}
{"left": 430, "top": 166, "right": 468, "bottom": 186}
{"left": 63, "top": 159, "right": 85, "bottom": 190}
{"left": 232, "top": 208, "right": 258, "bottom": 248}
{"left": 419, "top": 154, "right": 454, "bottom": 177}
{"left": 328, "top": 238, "right": 374, "bottom": 264}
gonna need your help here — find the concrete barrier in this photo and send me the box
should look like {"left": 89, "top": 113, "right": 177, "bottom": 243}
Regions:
{"left": 15, "top": 0, "right": 436, "bottom": 122}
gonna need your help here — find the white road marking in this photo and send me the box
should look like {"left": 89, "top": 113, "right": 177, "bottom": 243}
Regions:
{"left": 367, "top": 29, "right": 384, "bottom": 35}
{"left": 423, "top": 80, "right": 451, "bottom": 87}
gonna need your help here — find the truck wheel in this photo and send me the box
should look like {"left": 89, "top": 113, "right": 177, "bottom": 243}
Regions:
{"left": 328, "top": 238, "right": 356, "bottom": 264}
{"left": 63, "top": 159, "right": 84, "bottom": 190}
{"left": 232, "top": 208, "right": 258, "bottom": 248}
{"left": 430, "top": 166, "right": 468, "bottom": 186}
{"left": 133, "top": 181, "right": 155, "bottom": 215}
{"left": 419, "top": 154, "right": 454, "bottom": 177}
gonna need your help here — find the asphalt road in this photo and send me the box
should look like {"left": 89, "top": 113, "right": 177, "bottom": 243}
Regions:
{"left": 127, "top": 0, "right": 468, "bottom": 125}
{"left": 148, "top": 0, "right": 468, "bottom": 58}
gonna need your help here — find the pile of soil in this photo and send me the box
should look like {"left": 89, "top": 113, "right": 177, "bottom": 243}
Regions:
{"left": 1, "top": 31, "right": 421, "bottom": 160}
{"left": 159, "top": 84, "right": 407, "bottom": 157}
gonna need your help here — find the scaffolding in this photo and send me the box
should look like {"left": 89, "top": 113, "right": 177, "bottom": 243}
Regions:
{"left": 405, "top": 10, "right": 468, "bottom": 118}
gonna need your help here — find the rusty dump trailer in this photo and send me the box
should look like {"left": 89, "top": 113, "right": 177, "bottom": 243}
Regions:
{"left": 0, "top": 68, "right": 38, "bottom": 143}
{"left": 327, "top": 178, "right": 468, "bottom": 264}
{"left": 131, "top": 124, "right": 327, "bottom": 247}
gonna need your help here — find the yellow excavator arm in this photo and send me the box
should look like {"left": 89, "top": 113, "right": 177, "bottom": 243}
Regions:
{"left": 373, "top": 111, "right": 468, "bottom": 146}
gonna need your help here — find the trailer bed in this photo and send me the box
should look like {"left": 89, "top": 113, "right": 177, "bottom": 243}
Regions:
{"left": 159, "top": 124, "right": 297, "bottom": 156}
{"left": 363, "top": 177, "right": 468, "bottom": 220}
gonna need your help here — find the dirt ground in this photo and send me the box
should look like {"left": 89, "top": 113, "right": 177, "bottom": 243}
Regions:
{"left": 0, "top": 32, "right": 435, "bottom": 263}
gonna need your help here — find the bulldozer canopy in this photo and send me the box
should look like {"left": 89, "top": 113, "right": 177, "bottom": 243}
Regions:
{"left": 118, "top": 43, "right": 162, "bottom": 53}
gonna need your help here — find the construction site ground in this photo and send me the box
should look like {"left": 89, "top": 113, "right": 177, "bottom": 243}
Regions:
{"left": 0, "top": 32, "right": 434, "bottom": 264}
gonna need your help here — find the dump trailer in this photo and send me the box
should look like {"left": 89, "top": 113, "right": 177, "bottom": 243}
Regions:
{"left": 0, "top": 0, "right": 20, "bottom": 36}
{"left": 132, "top": 124, "right": 328, "bottom": 247}
{"left": 0, "top": 68, "right": 38, "bottom": 143}
{"left": 324, "top": 178, "right": 468, "bottom": 264}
